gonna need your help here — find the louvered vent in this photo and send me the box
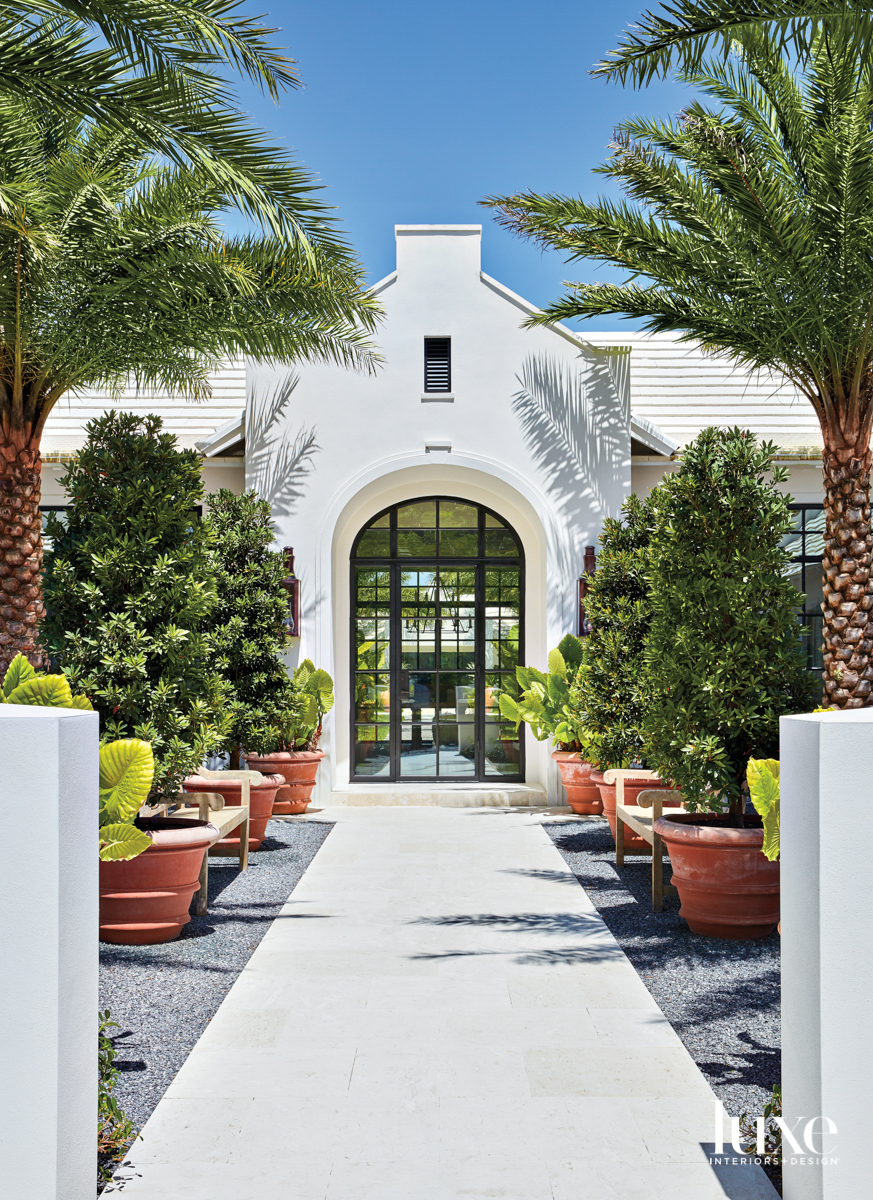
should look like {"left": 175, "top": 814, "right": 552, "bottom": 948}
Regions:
{"left": 424, "top": 337, "right": 451, "bottom": 392}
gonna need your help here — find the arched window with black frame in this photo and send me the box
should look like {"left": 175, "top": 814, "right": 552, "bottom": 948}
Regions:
{"left": 350, "top": 497, "right": 524, "bottom": 781}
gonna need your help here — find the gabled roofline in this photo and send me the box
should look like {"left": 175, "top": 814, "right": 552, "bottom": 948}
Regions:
{"left": 369, "top": 270, "right": 397, "bottom": 296}
{"left": 630, "top": 414, "right": 679, "bottom": 457}
{"left": 479, "top": 271, "right": 632, "bottom": 355}
{"left": 197, "top": 410, "right": 245, "bottom": 457}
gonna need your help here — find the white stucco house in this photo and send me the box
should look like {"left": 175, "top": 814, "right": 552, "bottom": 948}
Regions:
{"left": 43, "top": 224, "right": 828, "bottom": 806}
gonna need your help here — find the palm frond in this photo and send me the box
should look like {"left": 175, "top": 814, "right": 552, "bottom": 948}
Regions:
{"left": 594, "top": 1, "right": 873, "bottom": 86}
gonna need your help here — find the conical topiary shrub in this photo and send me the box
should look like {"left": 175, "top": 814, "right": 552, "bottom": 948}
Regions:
{"left": 204, "top": 488, "right": 299, "bottom": 769}
{"left": 642, "top": 427, "right": 818, "bottom": 815}
{"left": 41, "top": 411, "right": 229, "bottom": 799}
{"left": 580, "top": 493, "right": 657, "bottom": 769}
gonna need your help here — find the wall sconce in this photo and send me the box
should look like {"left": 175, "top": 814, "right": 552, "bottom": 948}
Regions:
{"left": 577, "top": 544, "right": 597, "bottom": 636}
{"left": 281, "top": 546, "right": 300, "bottom": 638}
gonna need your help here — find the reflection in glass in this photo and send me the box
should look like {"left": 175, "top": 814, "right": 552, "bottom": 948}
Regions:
{"left": 398, "top": 501, "right": 437, "bottom": 527}
{"left": 356, "top": 529, "right": 390, "bottom": 557}
{"left": 439, "top": 501, "right": 478, "bottom": 528}
{"left": 438, "top": 673, "right": 475, "bottom": 719}
{"left": 353, "top": 732, "right": 390, "bottom": 777}
{"left": 402, "top": 672, "right": 436, "bottom": 719}
{"left": 485, "top": 530, "right": 520, "bottom": 557}
{"left": 398, "top": 529, "right": 437, "bottom": 557}
{"left": 439, "top": 608, "right": 475, "bottom": 668}
{"left": 439, "top": 529, "right": 478, "bottom": 556}
{"left": 354, "top": 673, "right": 390, "bottom": 721}
{"left": 370, "top": 512, "right": 390, "bottom": 527}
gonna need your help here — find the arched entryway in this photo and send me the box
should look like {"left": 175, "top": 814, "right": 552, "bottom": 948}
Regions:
{"left": 350, "top": 496, "right": 524, "bottom": 781}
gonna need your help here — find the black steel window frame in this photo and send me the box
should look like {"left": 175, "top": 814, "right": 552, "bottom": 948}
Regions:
{"left": 423, "top": 336, "right": 451, "bottom": 393}
{"left": 350, "top": 497, "right": 524, "bottom": 783}
{"left": 787, "top": 503, "right": 824, "bottom": 673}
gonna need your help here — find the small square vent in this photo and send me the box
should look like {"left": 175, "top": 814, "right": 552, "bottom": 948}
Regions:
{"left": 424, "top": 337, "right": 451, "bottom": 392}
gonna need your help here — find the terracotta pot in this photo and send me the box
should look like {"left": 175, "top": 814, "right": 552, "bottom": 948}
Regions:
{"left": 245, "top": 751, "right": 325, "bottom": 814}
{"left": 501, "top": 738, "right": 521, "bottom": 764}
{"left": 552, "top": 752, "right": 603, "bottom": 815}
{"left": 182, "top": 772, "right": 283, "bottom": 850}
{"left": 99, "top": 817, "right": 217, "bottom": 945}
{"left": 592, "top": 770, "right": 674, "bottom": 852}
{"left": 653, "top": 813, "right": 780, "bottom": 940}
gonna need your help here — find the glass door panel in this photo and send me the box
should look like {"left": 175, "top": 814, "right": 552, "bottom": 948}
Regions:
{"left": 351, "top": 498, "right": 524, "bottom": 781}
{"left": 484, "top": 567, "right": 522, "bottom": 776}
{"left": 353, "top": 568, "right": 392, "bottom": 776}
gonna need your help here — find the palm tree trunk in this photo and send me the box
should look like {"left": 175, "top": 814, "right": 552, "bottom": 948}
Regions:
{"left": 822, "top": 434, "right": 873, "bottom": 707}
{"left": 0, "top": 427, "right": 44, "bottom": 672}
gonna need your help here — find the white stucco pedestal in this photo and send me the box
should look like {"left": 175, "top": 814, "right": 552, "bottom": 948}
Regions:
{"left": 780, "top": 710, "right": 873, "bottom": 1200}
{"left": 0, "top": 706, "right": 99, "bottom": 1200}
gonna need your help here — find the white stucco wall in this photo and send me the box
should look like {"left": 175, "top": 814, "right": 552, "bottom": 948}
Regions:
{"left": 246, "top": 225, "right": 632, "bottom": 799}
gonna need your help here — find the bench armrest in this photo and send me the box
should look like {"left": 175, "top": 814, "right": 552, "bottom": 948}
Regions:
{"left": 196, "top": 768, "right": 264, "bottom": 783}
{"left": 637, "top": 788, "right": 685, "bottom": 822}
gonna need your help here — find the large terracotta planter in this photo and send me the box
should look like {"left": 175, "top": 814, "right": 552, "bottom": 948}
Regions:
{"left": 653, "top": 813, "right": 779, "bottom": 940}
{"left": 592, "top": 770, "right": 674, "bottom": 852}
{"left": 99, "top": 817, "right": 217, "bottom": 945}
{"left": 182, "top": 772, "right": 283, "bottom": 851}
{"left": 552, "top": 752, "right": 603, "bottom": 815}
{"left": 245, "top": 750, "right": 324, "bottom": 814}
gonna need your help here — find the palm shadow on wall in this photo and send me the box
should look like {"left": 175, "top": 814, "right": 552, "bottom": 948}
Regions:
{"left": 512, "top": 349, "right": 628, "bottom": 529}
{"left": 246, "top": 373, "right": 319, "bottom": 519}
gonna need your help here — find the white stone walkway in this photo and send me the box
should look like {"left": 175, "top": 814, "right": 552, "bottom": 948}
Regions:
{"left": 109, "top": 807, "right": 777, "bottom": 1200}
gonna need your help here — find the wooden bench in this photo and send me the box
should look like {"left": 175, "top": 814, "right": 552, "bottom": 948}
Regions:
{"left": 162, "top": 790, "right": 250, "bottom": 916}
{"left": 603, "top": 769, "right": 687, "bottom": 912}
{"left": 190, "top": 769, "right": 263, "bottom": 857}
{"left": 619, "top": 788, "right": 688, "bottom": 911}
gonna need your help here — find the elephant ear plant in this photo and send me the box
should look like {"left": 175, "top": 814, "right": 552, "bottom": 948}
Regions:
{"left": 1, "top": 652, "right": 155, "bottom": 861}
{"left": 747, "top": 759, "right": 781, "bottom": 862}
{"left": 279, "top": 661, "right": 335, "bottom": 751}
{"left": 498, "top": 635, "right": 594, "bottom": 752}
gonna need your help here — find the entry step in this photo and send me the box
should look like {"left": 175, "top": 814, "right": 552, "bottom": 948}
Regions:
{"left": 328, "top": 784, "right": 549, "bottom": 808}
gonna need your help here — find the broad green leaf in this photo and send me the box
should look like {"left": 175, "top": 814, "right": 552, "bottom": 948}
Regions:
{"left": 300, "top": 694, "right": 319, "bottom": 727}
{"left": 99, "top": 739, "right": 155, "bottom": 824}
{"left": 3, "top": 653, "right": 36, "bottom": 697}
{"left": 71, "top": 694, "right": 94, "bottom": 710}
{"left": 99, "top": 823, "right": 153, "bottom": 862}
{"left": 747, "top": 759, "right": 780, "bottom": 816}
{"left": 6, "top": 675, "right": 74, "bottom": 708}
{"left": 761, "top": 805, "right": 780, "bottom": 863}
{"left": 748, "top": 758, "right": 780, "bottom": 861}
{"left": 548, "top": 648, "right": 567, "bottom": 679}
{"left": 557, "top": 633, "right": 585, "bottom": 669}
{"left": 498, "top": 694, "right": 520, "bottom": 726}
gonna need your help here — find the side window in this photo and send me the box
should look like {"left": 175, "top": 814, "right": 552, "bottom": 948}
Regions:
{"left": 784, "top": 504, "right": 824, "bottom": 671}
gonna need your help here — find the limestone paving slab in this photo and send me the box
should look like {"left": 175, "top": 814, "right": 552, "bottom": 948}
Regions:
{"left": 107, "top": 806, "right": 777, "bottom": 1200}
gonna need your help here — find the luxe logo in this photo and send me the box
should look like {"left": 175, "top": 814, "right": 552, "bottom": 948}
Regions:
{"left": 711, "top": 1099, "right": 838, "bottom": 1164}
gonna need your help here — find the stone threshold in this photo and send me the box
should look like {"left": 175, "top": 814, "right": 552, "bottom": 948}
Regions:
{"left": 328, "top": 783, "right": 549, "bottom": 807}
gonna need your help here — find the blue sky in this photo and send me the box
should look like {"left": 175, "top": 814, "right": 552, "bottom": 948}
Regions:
{"left": 237, "top": 2, "right": 694, "bottom": 330}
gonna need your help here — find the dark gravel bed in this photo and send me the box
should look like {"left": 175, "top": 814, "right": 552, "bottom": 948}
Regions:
{"left": 99, "top": 819, "right": 332, "bottom": 1133}
{"left": 546, "top": 817, "right": 780, "bottom": 1119}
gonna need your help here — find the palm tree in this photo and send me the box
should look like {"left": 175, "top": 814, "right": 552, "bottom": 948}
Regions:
{"left": 594, "top": 1, "right": 873, "bottom": 85}
{"left": 484, "top": 28, "right": 873, "bottom": 709}
{"left": 0, "top": 2, "right": 327, "bottom": 234}
{"left": 0, "top": 98, "right": 380, "bottom": 671}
